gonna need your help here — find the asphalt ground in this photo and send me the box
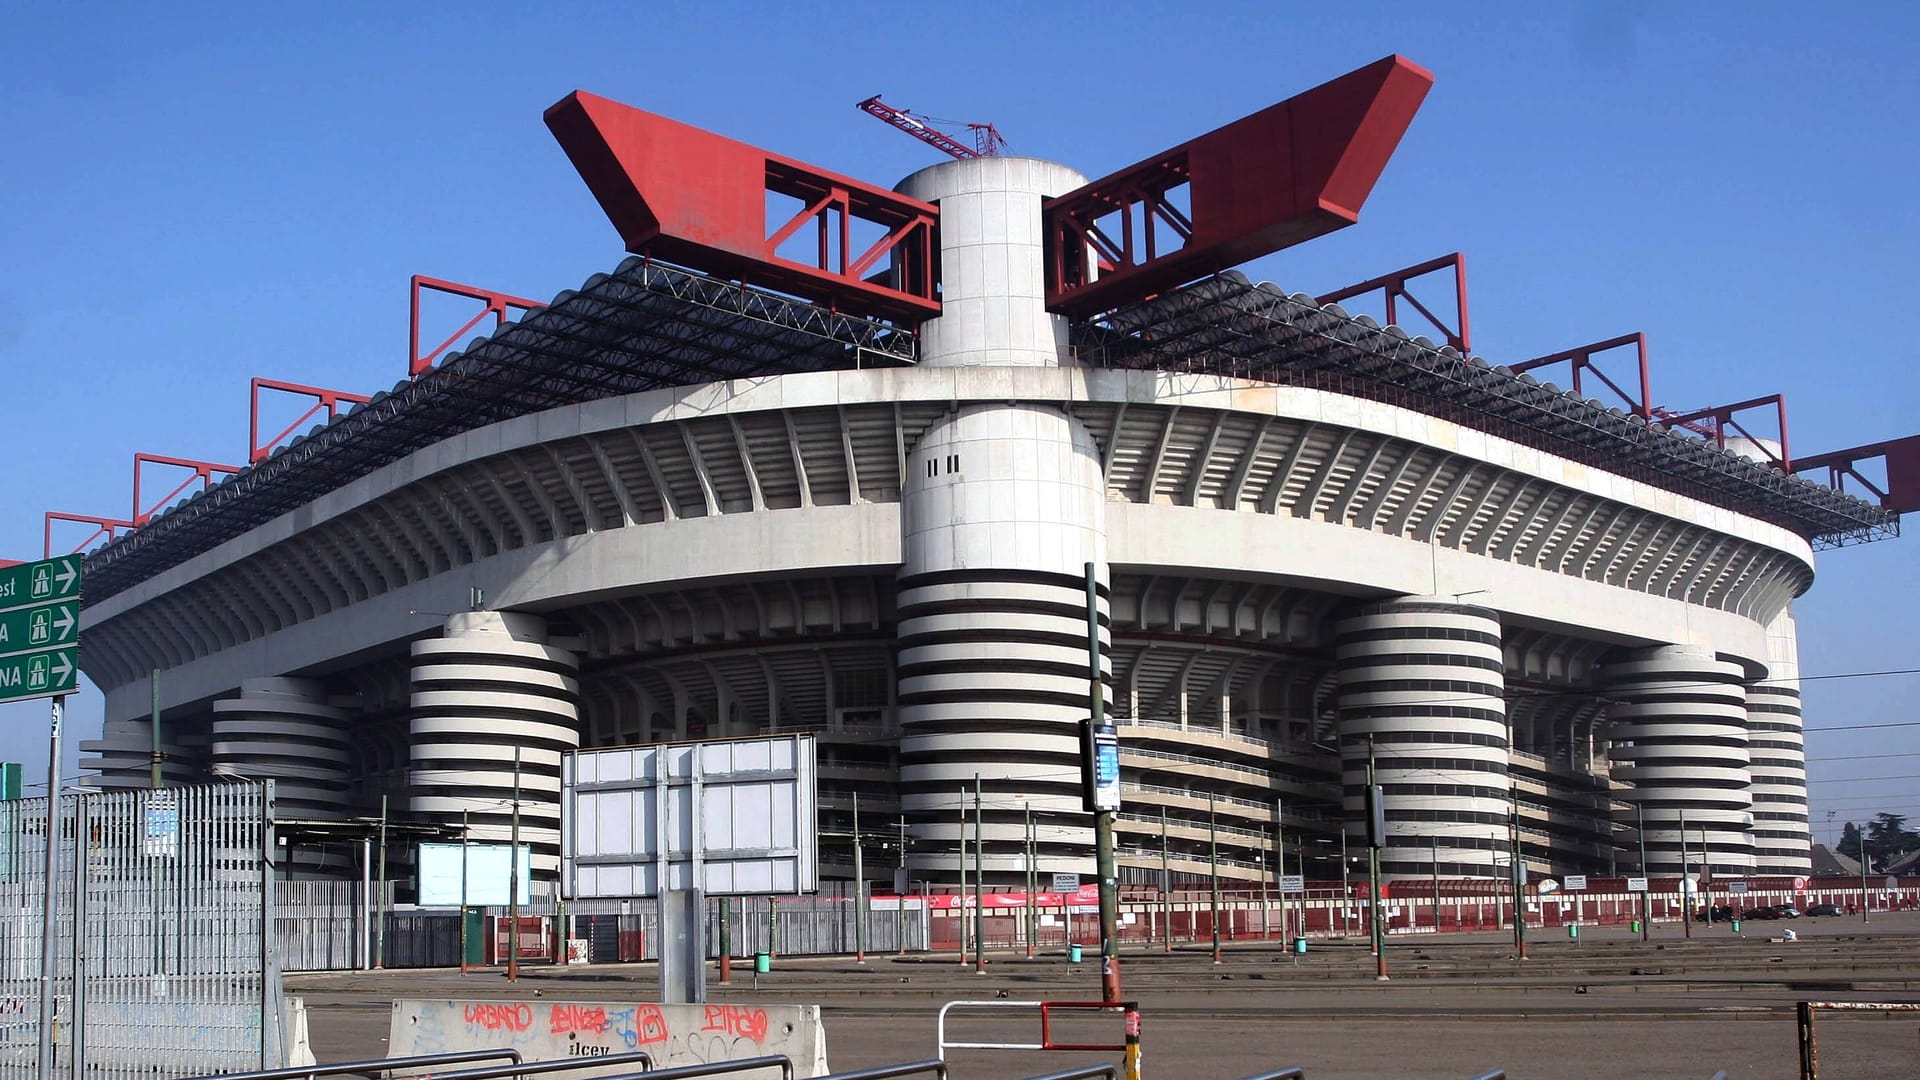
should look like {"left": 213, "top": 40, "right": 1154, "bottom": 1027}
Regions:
{"left": 286, "top": 912, "right": 1920, "bottom": 1079}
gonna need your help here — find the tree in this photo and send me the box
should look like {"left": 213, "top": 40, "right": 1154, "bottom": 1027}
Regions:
{"left": 1865, "top": 813, "right": 1919, "bottom": 870}
{"left": 1838, "top": 820, "right": 1865, "bottom": 863}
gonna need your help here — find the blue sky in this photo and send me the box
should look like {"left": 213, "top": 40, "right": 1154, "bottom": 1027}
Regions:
{"left": 2, "top": 3, "right": 1915, "bottom": 848}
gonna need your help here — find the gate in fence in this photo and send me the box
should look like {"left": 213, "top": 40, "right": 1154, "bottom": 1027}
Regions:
{"left": 0, "top": 781, "right": 283, "bottom": 1078}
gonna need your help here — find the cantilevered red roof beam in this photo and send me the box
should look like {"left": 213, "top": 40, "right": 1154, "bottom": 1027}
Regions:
{"left": 1792, "top": 435, "right": 1920, "bottom": 514}
{"left": 545, "top": 91, "right": 941, "bottom": 323}
{"left": 1044, "top": 55, "right": 1434, "bottom": 318}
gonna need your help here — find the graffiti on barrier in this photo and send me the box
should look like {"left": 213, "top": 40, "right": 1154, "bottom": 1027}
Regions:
{"left": 462, "top": 1002, "right": 534, "bottom": 1033}
{"left": 701, "top": 1004, "right": 769, "bottom": 1043}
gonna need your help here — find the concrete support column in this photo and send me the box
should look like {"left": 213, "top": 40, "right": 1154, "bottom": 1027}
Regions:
{"left": 1603, "top": 645, "right": 1753, "bottom": 875}
{"left": 410, "top": 611, "right": 580, "bottom": 876}
{"left": 1749, "top": 609, "right": 1811, "bottom": 876}
{"left": 1335, "top": 598, "right": 1509, "bottom": 879}
{"left": 210, "top": 676, "right": 352, "bottom": 819}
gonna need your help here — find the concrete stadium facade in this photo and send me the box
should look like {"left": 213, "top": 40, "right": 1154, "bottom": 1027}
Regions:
{"left": 73, "top": 150, "right": 1845, "bottom": 889}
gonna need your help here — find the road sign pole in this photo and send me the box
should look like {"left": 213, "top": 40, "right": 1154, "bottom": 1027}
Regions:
{"left": 36, "top": 695, "right": 64, "bottom": 1080}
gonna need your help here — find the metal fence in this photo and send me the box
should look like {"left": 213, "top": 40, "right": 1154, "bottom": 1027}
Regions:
{"left": 0, "top": 782, "right": 282, "bottom": 1078}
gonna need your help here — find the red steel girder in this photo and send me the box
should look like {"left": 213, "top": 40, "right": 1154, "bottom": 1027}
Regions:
{"left": 546, "top": 91, "right": 941, "bottom": 323}
{"left": 1044, "top": 55, "right": 1434, "bottom": 318}
{"left": 133, "top": 453, "right": 242, "bottom": 526}
{"left": 1656, "top": 394, "right": 1791, "bottom": 470}
{"left": 1317, "top": 252, "right": 1471, "bottom": 352}
{"left": 1512, "top": 333, "right": 1652, "bottom": 420}
{"left": 410, "top": 275, "right": 545, "bottom": 378}
{"left": 251, "top": 377, "right": 373, "bottom": 463}
{"left": 1791, "top": 435, "right": 1920, "bottom": 514}
{"left": 44, "top": 512, "right": 133, "bottom": 558}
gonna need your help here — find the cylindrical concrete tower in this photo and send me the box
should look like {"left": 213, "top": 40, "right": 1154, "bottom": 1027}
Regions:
{"left": 410, "top": 611, "right": 581, "bottom": 875}
{"left": 1604, "top": 645, "right": 1754, "bottom": 874}
{"left": 210, "top": 677, "right": 352, "bottom": 818}
{"left": 894, "top": 157, "right": 1087, "bottom": 369}
{"left": 1749, "top": 609, "right": 1810, "bottom": 875}
{"left": 892, "top": 155, "right": 1108, "bottom": 881}
{"left": 897, "top": 405, "right": 1109, "bottom": 878}
{"left": 1335, "top": 599, "right": 1509, "bottom": 878}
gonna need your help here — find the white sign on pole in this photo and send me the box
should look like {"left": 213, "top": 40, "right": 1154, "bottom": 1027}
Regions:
{"left": 1727, "top": 881, "right": 1749, "bottom": 895}
{"left": 417, "top": 843, "right": 532, "bottom": 906}
{"left": 144, "top": 792, "right": 178, "bottom": 859}
{"left": 1627, "top": 876, "right": 1649, "bottom": 893}
{"left": 1279, "top": 874, "right": 1305, "bottom": 894}
{"left": 562, "top": 733, "right": 818, "bottom": 898}
{"left": 1563, "top": 874, "right": 1588, "bottom": 891}
{"left": 1051, "top": 873, "right": 1080, "bottom": 893}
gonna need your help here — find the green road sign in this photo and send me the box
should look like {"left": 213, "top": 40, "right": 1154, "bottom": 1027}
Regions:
{"left": 0, "top": 646, "right": 78, "bottom": 705}
{"left": 0, "top": 555, "right": 82, "bottom": 614}
{"left": 0, "top": 602, "right": 78, "bottom": 654}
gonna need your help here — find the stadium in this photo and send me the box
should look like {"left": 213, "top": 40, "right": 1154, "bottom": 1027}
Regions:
{"left": 61, "top": 55, "right": 1915, "bottom": 891}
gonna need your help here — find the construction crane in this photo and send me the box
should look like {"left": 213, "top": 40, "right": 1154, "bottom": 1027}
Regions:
{"left": 856, "top": 96, "right": 1007, "bottom": 159}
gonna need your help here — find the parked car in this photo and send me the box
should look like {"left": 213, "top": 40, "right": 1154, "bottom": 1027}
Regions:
{"left": 1804, "top": 902, "right": 1842, "bottom": 917}
{"left": 1694, "top": 904, "right": 1736, "bottom": 921}
{"left": 1741, "top": 905, "right": 1778, "bottom": 920}
{"left": 1771, "top": 904, "right": 1802, "bottom": 919}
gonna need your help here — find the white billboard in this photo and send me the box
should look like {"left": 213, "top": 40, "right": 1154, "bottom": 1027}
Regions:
{"left": 417, "top": 842, "right": 532, "bottom": 906}
{"left": 562, "top": 733, "right": 818, "bottom": 899}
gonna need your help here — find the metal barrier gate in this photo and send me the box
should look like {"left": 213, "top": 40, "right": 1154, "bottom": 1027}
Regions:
{"left": 0, "top": 781, "right": 282, "bottom": 1078}
{"left": 936, "top": 1000, "right": 1142, "bottom": 1080}
{"left": 1796, "top": 1000, "right": 1920, "bottom": 1080}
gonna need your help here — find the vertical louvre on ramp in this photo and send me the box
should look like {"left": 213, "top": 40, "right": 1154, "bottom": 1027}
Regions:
{"left": 0, "top": 781, "right": 279, "bottom": 1078}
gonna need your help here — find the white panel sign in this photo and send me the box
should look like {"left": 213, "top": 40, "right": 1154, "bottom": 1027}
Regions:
{"left": 1727, "top": 881, "right": 1749, "bottom": 895}
{"left": 1563, "top": 874, "right": 1588, "bottom": 891}
{"left": 1051, "top": 873, "right": 1080, "bottom": 892}
{"left": 418, "top": 843, "right": 532, "bottom": 906}
{"left": 1279, "top": 874, "right": 1305, "bottom": 894}
{"left": 563, "top": 734, "right": 818, "bottom": 899}
{"left": 1627, "top": 876, "right": 1649, "bottom": 893}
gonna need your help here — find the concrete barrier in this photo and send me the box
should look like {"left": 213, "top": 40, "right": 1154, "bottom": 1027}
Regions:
{"left": 389, "top": 999, "right": 829, "bottom": 1077}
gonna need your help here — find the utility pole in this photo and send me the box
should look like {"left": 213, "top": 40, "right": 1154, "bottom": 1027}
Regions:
{"left": 1341, "top": 829, "right": 1351, "bottom": 935}
{"left": 958, "top": 787, "right": 968, "bottom": 966}
{"left": 1861, "top": 837, "right": 1871, "bottom": 924}
{"left": 150, "top": 670, "right": 164, "bottom": 789}
{"left": 376, "top": 794, "right": 389, "bottom": 968}
{"left": 974, "top": 774, "right": 985, "bottom": 974}
{"left": 1508, "top": 784, "right": 1526, "bottom": 959}
{"left": 1160, "top": 806, "right": 1172, "bottom": 953}
{"left": 1209, "top": 791, "right": 1221, "bottom": 963}
{"left": 509, "top": 747, "right": 522, "bottom": 981}
{"left": 1430, "top": 835, "right": 1440, "bottom": 933}
{"left": 1025, "top": 802, "right": 1037, "bottom": 958}
{"left": 853, "top": 791, "right": 866, "bottom": 963}
{"left": 899, "top": 814, "right": 910, "bottom": 957}
{"left": 1275, "top": 797, "right": 1289, "bottom": 944}
{"left": 1366, "top": 736, "right": 1387, "bottom": 980}
{"left": 459, "top": 809, "right": 470, "bottom": 975}
{"left": 1636, "top": 801, "right": 1650, "bottom": 942}
{"left": 1679, "top": 805, "right": 1692, "bottom": 939}
{"left": 1085, "top": 563, "right": 1121, "bottom": 1002}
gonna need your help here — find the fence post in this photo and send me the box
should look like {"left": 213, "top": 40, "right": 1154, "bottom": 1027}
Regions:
{"left": 1796, "top": 1001, "right": 1816, "bottom": 1080}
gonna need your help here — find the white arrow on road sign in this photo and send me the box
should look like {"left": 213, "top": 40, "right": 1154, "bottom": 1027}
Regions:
{"left": 54, "top": 562, "right": 77, "bottom": 592}
{"left": 51, "top": 653, "right": 72, "bottom": 684}
{"left": 53, "top": 608, "right": 73, "bottom": 638}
